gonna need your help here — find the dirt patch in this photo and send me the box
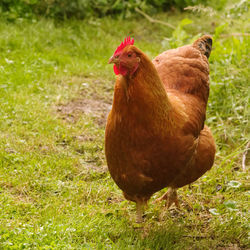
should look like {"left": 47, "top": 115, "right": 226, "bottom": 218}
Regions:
{"left": 76, "top": 161, "right": 109, "bottom": 182}
{"left": 56, "top": 98, "right": 112, "bottom": 127}
{"left": 79, "top": 160, "right": 108, "bottom": 174}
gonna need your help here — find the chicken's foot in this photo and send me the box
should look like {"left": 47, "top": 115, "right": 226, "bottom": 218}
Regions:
{"left": 154, "top": 187, "right": 180, "bottom": 209}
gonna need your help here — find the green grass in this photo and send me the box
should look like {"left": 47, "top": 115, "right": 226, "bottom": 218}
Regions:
{"left": 0, "top": 2, "right": 249, "bottom": 249}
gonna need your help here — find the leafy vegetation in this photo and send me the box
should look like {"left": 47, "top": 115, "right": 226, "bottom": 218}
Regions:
{"left": 0, "top": 0, "right": 249, "bottom": 249}
{"left": 1, "top": 0, "right": 210, "bottom": 20}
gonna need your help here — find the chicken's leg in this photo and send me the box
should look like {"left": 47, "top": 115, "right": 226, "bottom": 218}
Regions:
{"left": 154, "top": 187, "right": 180, "bottom": 209}
{"left": 136, "top": 202, "right": 145, "bottom": 223}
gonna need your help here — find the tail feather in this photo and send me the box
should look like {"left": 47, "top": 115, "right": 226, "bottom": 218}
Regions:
{"left": 193, "top": 35, "right": 213, "bottom": 59}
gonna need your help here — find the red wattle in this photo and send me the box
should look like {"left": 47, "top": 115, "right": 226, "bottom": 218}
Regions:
{"left": 114, "top": 65, "right": 119, "bottom": 75}
{"left": 114, "top": 64, "right": 128, "bottom": 76}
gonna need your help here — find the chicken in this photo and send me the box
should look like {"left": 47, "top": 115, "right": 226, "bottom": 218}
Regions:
{"left": 105, "top": 36, "right": 216, "bottom": 222}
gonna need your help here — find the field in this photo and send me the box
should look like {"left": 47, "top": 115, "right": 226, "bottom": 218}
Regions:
{"left": 0, "top": 1, "right": 249, "bottom": 249}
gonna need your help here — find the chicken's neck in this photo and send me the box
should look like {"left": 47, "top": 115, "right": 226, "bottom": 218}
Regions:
{"left": 112, "top": 57, "right": 172, "bottom": 134}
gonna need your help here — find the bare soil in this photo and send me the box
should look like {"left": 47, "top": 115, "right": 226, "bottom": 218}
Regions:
{"left": 56, "top": 97, "right": 112, "bottom": 127}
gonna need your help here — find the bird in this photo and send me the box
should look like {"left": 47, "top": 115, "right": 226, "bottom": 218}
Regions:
{"left": 105, "top": 36, "right": 216, "bottom": 222}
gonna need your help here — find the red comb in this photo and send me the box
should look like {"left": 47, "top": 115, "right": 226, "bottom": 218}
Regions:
{"left": 114, "top": 36, "right": 134, "bottom": 55}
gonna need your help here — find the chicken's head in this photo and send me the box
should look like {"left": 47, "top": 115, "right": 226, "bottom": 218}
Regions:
{"left": 109, "top": 36, "right": 140, "bottom": 77}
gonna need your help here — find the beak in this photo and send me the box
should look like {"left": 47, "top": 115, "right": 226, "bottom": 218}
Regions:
{"left": 108, "top": 56, "right": 119, "bottom": 64}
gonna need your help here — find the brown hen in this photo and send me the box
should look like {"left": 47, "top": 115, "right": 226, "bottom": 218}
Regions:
{"left": 105, "top": 36, "right": 216, "bottom": 222}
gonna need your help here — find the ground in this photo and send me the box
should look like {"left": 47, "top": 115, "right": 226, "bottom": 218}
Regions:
{"left": 0, "top": 2, "right": 249, "bottom": 249}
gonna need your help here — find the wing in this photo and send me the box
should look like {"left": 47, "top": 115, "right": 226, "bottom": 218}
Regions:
{"left": 153, "top": 35, "right": 212, "bottom": 104}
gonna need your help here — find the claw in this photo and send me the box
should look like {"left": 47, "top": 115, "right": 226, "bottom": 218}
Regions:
{"left": 154, "top": 188, "right": 180, "bottom": 209}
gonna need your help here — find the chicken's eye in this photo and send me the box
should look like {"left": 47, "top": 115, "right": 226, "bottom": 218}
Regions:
{"left": 127, "top": 54, "right": 132, "bottom": 57}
